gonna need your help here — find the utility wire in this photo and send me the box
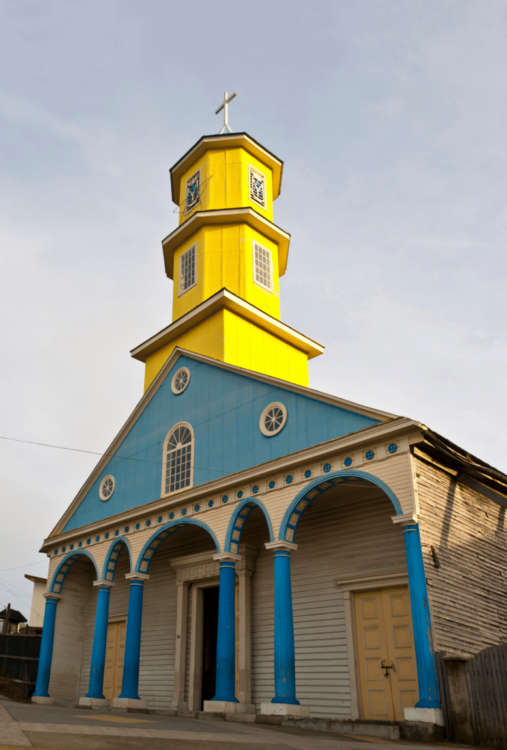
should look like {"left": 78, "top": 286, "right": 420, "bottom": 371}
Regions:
{"left": 0, "top": 435, "right": 229, "bottom": 474}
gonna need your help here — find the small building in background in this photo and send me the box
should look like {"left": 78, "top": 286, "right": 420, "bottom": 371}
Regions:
{"left": 0, "top": 608, "right": 27, "bottom": 634}
{"left": 23, "top": 575, "right": 47, "bottom": 633}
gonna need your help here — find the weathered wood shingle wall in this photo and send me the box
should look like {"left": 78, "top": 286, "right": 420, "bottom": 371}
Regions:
{"left": 415, "top": 456, "right": 507, "bottom": 655}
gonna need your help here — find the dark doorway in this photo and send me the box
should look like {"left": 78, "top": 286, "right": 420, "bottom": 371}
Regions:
{"left": 201, "top": 586, "right": 219, "bottom": 707}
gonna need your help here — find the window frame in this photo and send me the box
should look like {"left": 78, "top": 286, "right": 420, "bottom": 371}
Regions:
{"left": 248, "top": 164, "right": 267, "bottom": 210}
{"left": 179, "top": 243, "right": 197, "bottom": 297}
{"left": 184, "top": 168, "right": 201, "bottom": 214}
{"left": 161, "top": 421, "right": 195, "bottom": 497}
{"left": 252, "top": 240, "right": 274, "bottom": 293}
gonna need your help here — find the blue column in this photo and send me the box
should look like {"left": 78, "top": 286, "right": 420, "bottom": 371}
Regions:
{"left": 33, "top": 596, "right": 59, "bottom": 698}
{"left": 119, "top": 578, "right": 146, "bottom": 700}
{"left": 212, "top": 559, "right": 238, "bottom": 703}
{"left": 86, "top": 584, "right": 112, "bottom": 699}
{"left": 272, "top": 547, "right": 299, "bottom": 705}
{"left": 404, "top": 523, "right": 440, "bottom": 708}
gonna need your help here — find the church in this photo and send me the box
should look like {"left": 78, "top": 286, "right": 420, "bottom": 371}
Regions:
{"left": 32, "top": 99, "right": 507, "bottom": 734}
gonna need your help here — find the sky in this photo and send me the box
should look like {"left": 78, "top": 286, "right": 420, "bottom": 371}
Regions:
{"left": 1, "top": 0, "right": 506, "bottom": 617}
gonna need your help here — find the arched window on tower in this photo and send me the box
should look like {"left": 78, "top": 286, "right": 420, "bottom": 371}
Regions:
{"left": 163, "top": 422, "right": 194, "bottom": 495}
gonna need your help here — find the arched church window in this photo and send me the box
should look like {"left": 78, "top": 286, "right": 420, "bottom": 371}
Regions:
{"left": 163, "top": 423, "right": 194, "bottom": 495}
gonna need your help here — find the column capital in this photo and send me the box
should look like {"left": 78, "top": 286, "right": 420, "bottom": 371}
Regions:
{"left": 125, "top": 572, "right": 150, "bottom": 582}
{"left": 391, "top": 513, "right": 419, "bottom": 527}
{"left": 93, "top": 580, "right": 116, "bottom": 589}
{"left": 43, "top": 592, "right": 62, "bottom": 601}
{"left": 213, "top": 553, "right": 241, "bottom": 564}
{"left": 265, "top": 541, "right": 298, "bottom": 552}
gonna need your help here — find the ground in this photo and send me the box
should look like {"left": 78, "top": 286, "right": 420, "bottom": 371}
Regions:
{"left": 0, "top": 700, "right": 462, "bottom": 750}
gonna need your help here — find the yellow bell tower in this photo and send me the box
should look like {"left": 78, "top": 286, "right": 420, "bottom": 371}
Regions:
{"left": 131, "top": 119, "right": 324, "bottom": 391}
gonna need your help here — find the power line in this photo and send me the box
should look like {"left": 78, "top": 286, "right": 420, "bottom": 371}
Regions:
{"left": 0, "top": 435, "right": 228, "bottom": 474}
{"left": 0, "top": 560, "right": 48, "bottom": 573}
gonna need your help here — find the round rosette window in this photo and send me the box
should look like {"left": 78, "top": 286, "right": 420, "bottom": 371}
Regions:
{"left": 99, "top": 475, "right": 115, "bottom": 502}
{"left": 260, "top": 402, "right": 287, "bottom": 437}
{"left": 171, "top": 367, "right": 191, "bottom": 395}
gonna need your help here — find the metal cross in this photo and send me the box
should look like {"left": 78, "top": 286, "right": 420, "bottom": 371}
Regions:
{"left": 215, "top": 91, "right": 237, "bottom": 134}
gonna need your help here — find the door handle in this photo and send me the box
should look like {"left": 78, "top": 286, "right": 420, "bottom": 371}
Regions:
{"left": 381, "top": 660, "right": 395, "bottom": 677}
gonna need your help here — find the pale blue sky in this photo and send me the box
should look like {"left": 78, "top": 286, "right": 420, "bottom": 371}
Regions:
{"left": 1, "top": 1, "right": 506, "bottom": 614}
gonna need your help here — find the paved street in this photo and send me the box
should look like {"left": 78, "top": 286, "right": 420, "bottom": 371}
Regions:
{"left": 0, "top": 700, "right": 454, "bottom": 750}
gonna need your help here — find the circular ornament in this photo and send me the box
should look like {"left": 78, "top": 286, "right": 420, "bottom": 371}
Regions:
{"left": 62, "top": 547, "right": 66, "bottom": 553}
{"left": 304, "top": 470, "right": 312, "bottom": 479}
{"left": 124, "top": 526, "right": 129, "bottom": 533}
{"left": 208, "top": 501, "right": 214, "bottom": 508}
{"left": 54, "top": 549, "right": 58, "bottom": 555}
{"left": 323, "top": 463, "right": 331, "bottom": 473}
{"left": 78, "top": 541, "right": 82, "bottom": 547}
{"left": 237, "top": 491, "right": 243, "bottom": 499}
{"left": 99, "top": 475, "right": 115, "bottom": 501}
{"left": 87, "top": 539, "right": 91, "bottom": 545}
{"left": 95, "top": 536, "right": 100, "bottom": 542}
{"left": 115, "top": 530, "right": 119, "bottom": 536}
{"left": 388, "top": 443, "right": 398, "bottom": 454}
{"left": 135, "top": 523, "right": 140, "bottom": 530}
{"left": 105, "top": 533, "right": 109, "bottom": 539}
{"left": 286, "top": 475, "right": 293, "bottom": 484}
{"left": 171, "top": 367, "right": 191, "bottom": 395}
{"left": 181, "top": 508, "right": 187, "bottom": 516}
{"left": 260, "top": 402, "right": 287, "bottom": 437}
{"left": 252, "top": 485, "right": 259, "bottom": 494}
{"left": 158, "top": 516, "right": 163, "bottom": 523}
{"left": 169, "top": 512, "right": 175, "bottom": 519}
{"left": 70, "top": 544, "right": 74, "bottom": 550}
{"left": 194, "top": 504, "right": 200, "bottom": 513}
{"left": 146, "top": 520, "right": 151, "bottom": 527}
{"left": 269, "top": 480, "right": 275, "bottom": 489}
{"left": 344, "top": 457, "right": 353, "bottom": 467}
{"left": 222, "top": 495, "right": 228, "bottom": 503}
{"left": 365, "top": 450, "right": 375, "bottom": 461}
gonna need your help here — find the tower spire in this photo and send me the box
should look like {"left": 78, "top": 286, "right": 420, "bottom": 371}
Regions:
{"left": 215, "top": 91, "right": 237, "bottom": 134}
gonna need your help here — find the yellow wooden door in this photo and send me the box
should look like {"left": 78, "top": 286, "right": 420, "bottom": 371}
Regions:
{"left": 355, "top": 587, "right": 418, "bottom": 721}
{"left": 103, "top": 621, "right": 126, "bottom": 701}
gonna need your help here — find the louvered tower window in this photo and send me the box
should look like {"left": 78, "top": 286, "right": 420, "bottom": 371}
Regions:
{"left": 253, "top": 242, "right": 273, "bottom": 292}
{"left": 179, "top": 244, "right": 196, "bottom": 295}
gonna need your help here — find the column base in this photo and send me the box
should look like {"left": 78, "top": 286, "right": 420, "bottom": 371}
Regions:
{"left": 260, "top": 702, "right": 310, "bottom": 718}
{"left": 31, "top": 696, "right": 54, "bottom": 706}
{"left": 404, "top": 707, "right": 444, "bottom": 726}
{"left": 203, "top": 700, "right": 255, "bottom": 714}
{"left": 112, "top": 697, "right": 148, "bottom": 711}
{"left": 79, "top": 697, "right": 110, "bottom": 708}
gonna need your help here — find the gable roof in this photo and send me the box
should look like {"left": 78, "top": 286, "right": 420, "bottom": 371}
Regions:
{"left": 50, "top": 348, "right": 399, "bottom": 537}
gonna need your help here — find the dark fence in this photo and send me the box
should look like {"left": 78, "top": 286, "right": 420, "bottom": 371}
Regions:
{"left": 437, "top": 646, "right": 507, "bottom": 750}
{"left": 467, "top": 644, "right": 507, "bottom": 750}
{"left": 0, "top": 633, "right": 41, "bottom": 688}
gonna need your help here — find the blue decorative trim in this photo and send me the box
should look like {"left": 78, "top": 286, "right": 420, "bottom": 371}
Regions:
{"left": 135, "top": 518, "right": 220, "bottom": 573}
{"left": 388, "top": 443, "right": 398, "bottom": 454}
{"left": 146, "top": 519, "right": 151, "bottom": 526}
{"left": 124, "top": 526, "right": 129, "bottom": 533}
{"left": 135, "top": 523, "right": 140, "bottom": 530}
{"left": 87, "top": 539, "right": 91, "bottom": 545}
{"left": 95, "top": 536, "right": 100, "bottom": 542}
{"left": 207, "top": 501, "right": 213, "bottom": 509}
{"left": 114, "top": 530, "right": 119, "bottom": 536}
{"left": 304, "top": 470, "right": 312, "bottom": 478}
{"left": 269, "top": 481, "right": 275, "bottom": 489}
{"left": 323, "top": 463, "right": 331, "bottom": 473}
{"left": 344, "top": 457, "right": 352, "bottom": 467}
{"left": 105, "top": 533, "right": 109, "bottom": 539}
{"left": 285, "top": 475, "right": 293, "bottom": 484}
{"left": 70, "top": 545, "right": 74, "bottom": 550}
{"left": 224, "top": 497, "right": 275, "bottom": 554}
{"left": 169, "top": 512, "right": 175, "bottom": 519}
{"left": 78, "top": 541, "right": 82, "bottom": 548}
{"left": 252, "top": 485, "right": 259, "bottom": 494}
{"left": 158, "top": 516, "right": 162, "bottom": 523}
{"left": 50, "top": 550, "right": 100, "bottom": 594}
{"left": 62, "top": 547, "right": 66, "bottom": 553}
{"left": 237, "top": 491, "right": 243, "bottom": 499}
{"left": 101, "top": 537, "right": 133, "bottom": 581}
{"left": 278, "top": 470, "right": 404, "bottom": 543}
{"left": 222, "top": 495, "right": 228, "bottom": 503}
{"left": 365, "top": 450, "right": 374, "bottom": 460}
{"left": 182, "top": 508, "right": 187, "bottom": 516}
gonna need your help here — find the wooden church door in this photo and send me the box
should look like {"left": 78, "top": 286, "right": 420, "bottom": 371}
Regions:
{"left": 355, "top": 587, "right": 418, "bottom": 721}
{"left": 103, "top": 621, "right": 126, "bottom": 700}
